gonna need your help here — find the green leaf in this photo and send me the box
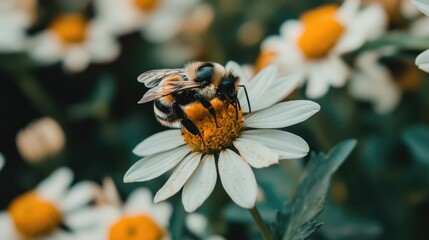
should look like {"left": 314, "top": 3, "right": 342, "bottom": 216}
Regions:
{"left": 403, "top": 125, "right": 429, "bottom": 164}
{"left": 278, "top": 139, "right": 357, "bottom": 240}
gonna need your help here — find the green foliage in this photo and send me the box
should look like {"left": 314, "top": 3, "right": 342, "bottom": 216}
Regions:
{"left": 271, "top": 139, "right": 357, "bottom": 240}
{"left": 403, "top": 125, "right": 429, "bottom": 164}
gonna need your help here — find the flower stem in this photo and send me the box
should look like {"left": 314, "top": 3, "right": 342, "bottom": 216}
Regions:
{"left": 249, "top": 206, "right": 272, "bottom": 240}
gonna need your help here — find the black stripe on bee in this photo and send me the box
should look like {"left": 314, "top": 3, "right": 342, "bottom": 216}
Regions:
{"left": 155, "top": 100, "right": 172, "bottom": 113}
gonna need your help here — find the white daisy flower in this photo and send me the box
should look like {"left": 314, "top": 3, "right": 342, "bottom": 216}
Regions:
{"left": 67, "top": 187, "right": 172, "bottom": 240}
{"left": 124, "top": 62, "right": 320, "bottom": 212}
{"left": 0, "top": 0, "right": 36, "bottom": 52}
{"left": 0, "top": 167, "right": 96, "bottom": 240}
{"left": 94, "top": 0, "right": 200, "bottom": 42}
{"left": 29, "top": 13, "right": 120, "bottom": 73}
{"left": 258, "top": 0, "right": 387, "bottom": 98}
{"left": 410, "top": 17, "right": 429, "bottom": 72}
{"left": 348, "top": 51, "right": 401, "bottom": 114}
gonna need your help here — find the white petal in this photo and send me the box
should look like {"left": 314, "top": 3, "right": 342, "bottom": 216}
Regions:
{"left": 251, "top": 72, "right": 303, "bottom": 111}
{"left": 132, "top": 130, "right": 184, "bottom": 157}
{"left": 324, "top": 57, "right": 350, "bottom": 87}
{"left": 305, "top": 63, "right": 330, "bottom": 98}
{"left": 124, "top": 145, "right": 191, "bottom": 182}
{"left": 336, "top": 0, "right": 360, "bottom": 25}
{"left": 246, "top": 66, "right": 277, "bottom": 103}
{"left": 154, "top": 152, "right": 202, "bottom": 203}
{"left": 412, "top": 0, "right": 429, "bottom": 16}
{"left": 63, "top": 46, "right": 91, "bottom": 72}
{"left": 60, "top": 181, "right": 97, "bottom": 212}
{"left": 65, "top": 206, "right": 120, "bottom": 230}
{"left": 86, "top": 22, "right": 121, "bottom": 63}
{"left": 29, "top": 31, "right": 64, "bottom": 64}
{"left": 0, "top": 213, "right": 18, "bottom": 239}
{"left": 233, "top": 138, "right": 278, "bottom": 168}
{"left": 186, "top": 213, "right": 208, "bottom": 236}
{"left": 334, "top": 4, "right": 386, "bottom": 54}
{"left": 182, "top": 155, "right": 217, "bottom": 212}
{"left": 279, "top": 20, "right": 303, "bottom": 41}
{"left": 36, "top": 167, "right": 73, "bottom": 204}
{"left": 244, "top": 100, "right": 320, "bottom": 128}
{"left": 218, "top": 149, "right": 257, "bottom": 208}
{"left": 241, "top": 130, "right": 309, "bottom": 159}
{"left": 144, "top": 12, "right": 181, "bottom": 42}
{"left": 124, "top": 188, "right": 153, "bottom": 213}
{"left": 416, "top": 49, "right": 429, "bottom": 72}
{"left": 148, "top": 202, "right": 173, "bottom": 227}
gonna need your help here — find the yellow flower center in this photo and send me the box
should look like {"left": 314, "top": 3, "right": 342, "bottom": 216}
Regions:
{"left": 297, "top": 5, "right": 345, "bottom": 59}
{"left": 134, "top": 0, "right": 159, "bottom": 12}
{"left": 182, "top": 99, "right": 243, "bottom": 154}
{"left": 254, "top": 50, "right": 277, "bottom": 73}
{"left": 109, "top": 215, "right": 165, "bottom": 240}
{"left": 51, "top": 14, "right": 87, "bottom": 44}
{"left": 8, "top": 192, "right": 62, "bottom": 238}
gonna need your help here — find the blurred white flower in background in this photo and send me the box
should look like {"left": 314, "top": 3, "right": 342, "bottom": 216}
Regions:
{"left": 16, "top": 117, "right": 66, "bottom": 164}
{"left": 257, "top": 0, "right": 387, "bottom": 98}
{"left": 0, "top": 0, "right": 36, "bottom": 52}
{"left": 186, "top": 213, "right": 225, "bottom": 240}
{"left": 69, "top": 179, "right": 172, "bottom": 240}
{"left": 125, "top": 63, "right": 319, "bottom": 212}
{"left": 28, "top": 13, "right": 120, "bottom": 72}
{"left": 412, "top": 0, "right": 429, "bottom": 72}
{"left": 349, "top": 50, "right": 401, "bottom": 114}
{"left": 0, "top": 168, "right": 96, "bottom": 240}
{"left": 95, "top": 0, "right": 200, "bottom": 43}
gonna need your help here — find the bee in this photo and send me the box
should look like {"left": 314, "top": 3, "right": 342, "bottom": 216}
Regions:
{"left": 137, "top": 61, "right": 251, "bottom": 139}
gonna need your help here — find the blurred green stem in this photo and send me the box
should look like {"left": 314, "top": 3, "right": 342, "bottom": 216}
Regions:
{"left": 311, "top": 116, "right": 331, "bottom": 153}
{"left": 363, "top": 32, "right": 429, "bottom": 51}
{"left": 249, "top": 206, "right": 272, "bottom": 240}
{"left": 15, "top": 74, "right": 63, "bottom": 122}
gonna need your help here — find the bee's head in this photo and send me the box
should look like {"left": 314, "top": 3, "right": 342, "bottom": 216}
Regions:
{"left": 218, "top": 73, "right": 239, "bottom": 101}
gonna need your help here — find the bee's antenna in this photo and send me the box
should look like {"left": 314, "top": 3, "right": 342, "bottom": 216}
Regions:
{"left": 238, "top": 85, "right": 251, "bottom": 113}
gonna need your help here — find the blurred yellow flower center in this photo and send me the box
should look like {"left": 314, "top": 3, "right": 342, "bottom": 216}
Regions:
{"left": 109, "top": 215, "right": 165, "bottom": 240}
{"left": 134, "top": 0, "right": 159, "bottom": 11}
{"left": 397, "top": 64, "right": 422, "bottom": 92}
{"left": 8, "top": 192, "right": 62, "bottom": 238}
{"left": 182, "top": 99, "right": 243, "bottom": 154}
{"left": 297, "top": 5, "right": 345, "bottom": 59}
{"left": 254, "top": 50, "right": 277, "bottom": 72}
{"left": 51, "top": 14, "right": 87, "bottom": 44}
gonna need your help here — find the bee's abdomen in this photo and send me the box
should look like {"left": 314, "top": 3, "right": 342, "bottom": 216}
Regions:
{"left": 154, "top": 99, "right": 178, "bottom": 127}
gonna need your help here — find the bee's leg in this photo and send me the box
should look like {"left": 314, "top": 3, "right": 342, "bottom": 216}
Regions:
{"left": 175, "top": 104, "right": 206, "bottom": 146}
{"left": 195, "top": 94, "right": 218, "bottom": 128}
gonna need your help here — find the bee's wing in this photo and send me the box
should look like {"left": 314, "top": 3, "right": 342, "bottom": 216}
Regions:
{"left": 138, "top": 78, "right": 201, "bottom": 104}
{"left": 137, "top": 69, "right": 184, "bottom": 88}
